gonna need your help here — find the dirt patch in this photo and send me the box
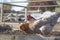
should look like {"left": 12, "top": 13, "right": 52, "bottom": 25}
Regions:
{"left": 0, "top": 30, "right": 60, "bottom": 37}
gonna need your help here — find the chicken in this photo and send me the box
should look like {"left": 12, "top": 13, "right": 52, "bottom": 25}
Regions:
{"left": 20, "top": 11, "right": 60, "bottom": 35}
{"left": 20, "top": 23, "right": 30, "bottom": 33}
{"left": 30, "top": 11, "right": 60, "bottom": 35}
{"left": 20, "top": 14, "right": 35, "bottom": 33}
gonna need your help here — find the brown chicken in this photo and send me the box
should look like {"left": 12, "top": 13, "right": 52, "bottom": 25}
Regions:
{"left": 20, "top": 22, "right": 31, "bottom": 33}
{"left": 20, "top": 14, "right": 35, "bottom": 33}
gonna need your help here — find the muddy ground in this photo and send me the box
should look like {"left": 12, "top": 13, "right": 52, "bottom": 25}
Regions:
{"left": 0, "top": 23, "right": 60, "bottom": 37}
